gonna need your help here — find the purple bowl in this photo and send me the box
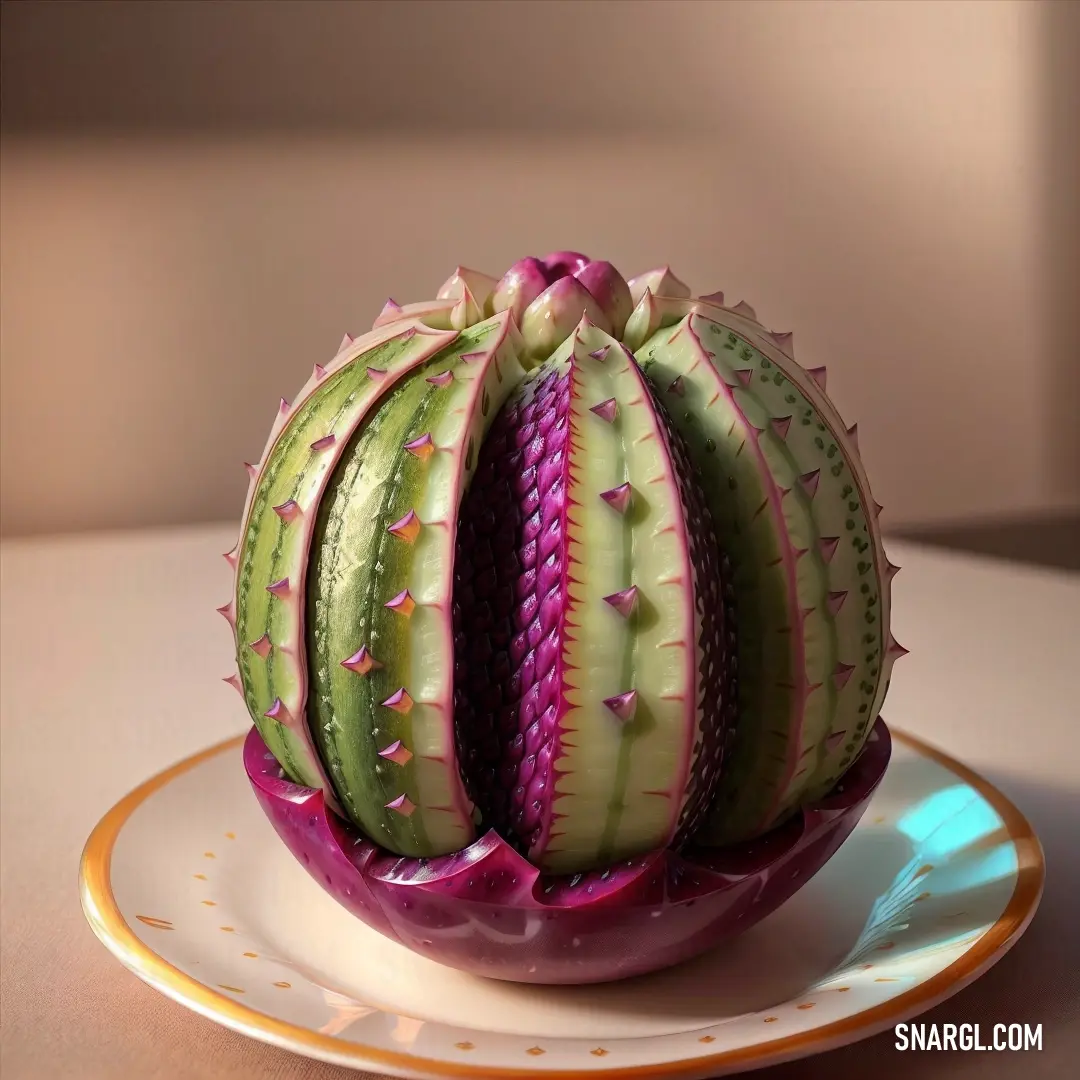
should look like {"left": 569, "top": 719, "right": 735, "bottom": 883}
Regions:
{"left": 245, "top": 719, "right": 890, "bottom": 984}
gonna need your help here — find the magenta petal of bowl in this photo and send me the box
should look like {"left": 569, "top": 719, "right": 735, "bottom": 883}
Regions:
{"left": 245, "top": 719, "right": 891, "bottom": 985}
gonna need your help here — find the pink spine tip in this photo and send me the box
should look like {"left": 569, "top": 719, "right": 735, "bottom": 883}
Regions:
{"left": 732, "top": 300, "right": 757, "bottom": 319}
{"left": 603, "top": 586, "right": 639, "bottom": 619}
{"left": 599, "top": 482, "right": 633, "bottom": 515}
{"left": 381, "top": 687, "right": 415, "bottom": 715}
{"left": 378, "top": 740, "right": 414, "bottom": 767}
{"left": 216, "top": 600, "right": 236, "bottom": 626}
{"left": 800, "top": 469, "right": 821, "bottom": 497}
{"left": 769, "top": 330, "right": 794, "bottom": 353}
{"left": 874, "top": 500, "right": 885, "bottom": 518}
{"left": 222, "top": 672, "right": 244, "bottom": 696}
{"left": 244, "top": 462, "right": 259, "bottom": 481}
{"left": 426, "top": 370, "right": 455, "bottom": 387}
{"left": 770, "top": 415, "right": 793, "bottom": 440}
{"left": 272, "top": 499, "right": 301, "bottom": 522}
{"left": 886, "top": 560, "right": 901, "bottom": 581}
{"left": 819, "top": 536, "right": 840, "bottom": 563}
{"left": 309, "top": 434, "right": 336, "bottom": 452}
{"left": 265, "top": 578, "right": 290, "bottom": 598}
{"left": 668, "top": 375, "right": 686, "bottom": 397}
{"left": 589, "top": 398, "right": 618, "bottom": 423}
{"left": 807, "top": 366, "right": 827, "bottom": 391}
{"left": 338, "top": 332, "right": 354, "bottom": 353}
{"left": 312, "top": 362, "right": 328, "bottom": 381}
{"left": 603, "top": 690, "right": 639, "bottom": 723}
{"left": 846, "top": 423, "right": 860, "bottom": 449}
{"left": 248, "top": 632, "right": 272, "bottom": 658}
{"left": 223, "top": 543, "right": 240, "bottom": 568}
{"left": 459, "top": 351, "right": 486, "bottom": 364}
{"left": 385, "top": 794, "right": 416, "bottom": 817}
{"left": 387, "top": 510, "right": 421, "bottom": 543}
{"left": 367, "top": 367, "right": 388, "bottom": 381}
{"left": 833, "top": 662, "right": 856, "bottom": 689}
{"left": 384, "top": 589, "right": 416, "bottom": 616}
{"left": 588, "top": 346, "right": 609, "bottom": 360}
{"left": 403, "top": 433, "right": 435, "bottom": 460}
{"left": 376, "top": 299, "right": 403, "bottom": 325}
{"left": 341, "top": 646, "right": 382, "bottom": 676}
{"left": 826, "top": 590, "right": 849, "bottom": 616}
{"left": 279, "top": 397, "right": 291, "bottom": 416}
{"left": 264, "top": 698, "right": 293, "bottom": 726}
{"left": 825, "top": 730, "right": 847, "bottom": 752}
{"left": 733, "top": 368, "right": 754, "bottom": 388}
{"left": 887, "top": 636, "right": 910, "bottom": 659}
{"left": 699, "top": 290, "right": 725, "bottom": 305}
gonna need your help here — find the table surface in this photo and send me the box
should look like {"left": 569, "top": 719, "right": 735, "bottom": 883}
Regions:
{"left": 1, "top": 523, "right": 1076, "bottom": 1080}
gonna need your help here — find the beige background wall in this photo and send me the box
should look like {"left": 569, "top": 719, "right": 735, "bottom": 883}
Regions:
{"left": 2, "top": 0, "right": 1077, "bottom": 537}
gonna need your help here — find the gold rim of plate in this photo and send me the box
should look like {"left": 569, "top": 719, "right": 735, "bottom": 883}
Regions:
{"left": 79, "top": 728, "right": 1045, "bottom": 1079}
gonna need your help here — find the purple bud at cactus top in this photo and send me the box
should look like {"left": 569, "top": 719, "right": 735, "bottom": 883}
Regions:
{"left": 490, "top": 257, "right": 551, "bottom": 323}
{"left": 540, "top": 250, "right": 591, "bottom": 278}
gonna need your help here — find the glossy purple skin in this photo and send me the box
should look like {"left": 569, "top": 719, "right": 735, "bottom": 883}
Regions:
{"left": 540, "top": 250, "right": 591, "bottom": 278}
{"left": 245, "top": 719, "right": 890, "bottom": 984}
{"left": 451, "top": 366, "right": 571, "bottom": 855}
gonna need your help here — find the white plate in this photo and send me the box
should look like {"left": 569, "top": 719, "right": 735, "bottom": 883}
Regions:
{"left": 80, "top": 728, "right": 1043, "bottom": 1078}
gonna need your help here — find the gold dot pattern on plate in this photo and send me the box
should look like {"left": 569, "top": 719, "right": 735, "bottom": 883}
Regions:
{"left": 764, "top": 1017, "right": 778, "bottom": 1023}
{"left": 201, "top": 900, "right": 217, "bottom": 907}
{"left": 193, "top": 873, "right": 207, "bottom": 881}
{"left": 225, "top": 831, "right": 236, "bottom": 840}
{"left": 872, "top": 815, "right": 887, "bottom": 824}
{"left": 591, "top": 1048, "right": 609, "bottom": 1056}
{"left": 914, "top": 864, "right": 934, "bottom": 878}
{"left": 454, "top": 1042, "right": 475, "bottom": 1051}
{"left": 218, "top": 985, "right": 245, "bottom": 994}
{"left": 875, "top": 977, "right": 899, "bottom": 982}
{"left": 698, "top": 1035, "right": 716, "bottom": 1043}
{"left": 204, "top": 852, "right": 216, "bottom": 859}
{"left": 836, "top": 987, "right": 851, "bottom": 993}
{"left": 526, "top": 1047, "right": 546, "bottom": 1056}
{"left": 243, "top": 952, "right": 258, "bottom": 959}
{"left": 220, "top": 926, "right": 236, "bottom": 933}
{"left": 797, "top": 1003, "right": 816, "bottom": 1010}
{"left": 915, "top": 891, "right": 932, "bottom": 902}
{"left": 273, "top": 982, "right": 291, "bottom": 989}
{"left": 876, "top": 942, "right": 895, "bottom": 951}
{"left": 135, "top": 916, "right": 173, "bottom": 930}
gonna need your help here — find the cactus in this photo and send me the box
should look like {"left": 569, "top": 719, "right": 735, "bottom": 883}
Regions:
{"left": 226, "top": 252, "right": 902, "bottom": 982}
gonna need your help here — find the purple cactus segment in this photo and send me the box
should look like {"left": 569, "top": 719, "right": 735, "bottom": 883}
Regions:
{"left": 452, "top": 364, "right": 573, "bottom": 856}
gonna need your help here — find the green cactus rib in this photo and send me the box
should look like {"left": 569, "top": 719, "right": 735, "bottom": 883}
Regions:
{"left": 233, "top": 323, "right": 459, "bottom": 795}
{"left": 537, "top": 321, "right": 703, "bottom": 875}
{"left": 307, "top": 312, "right": 528, "bottom": 857}
{"left": 635, "top": 309, "right": 891, "bottom": 843}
